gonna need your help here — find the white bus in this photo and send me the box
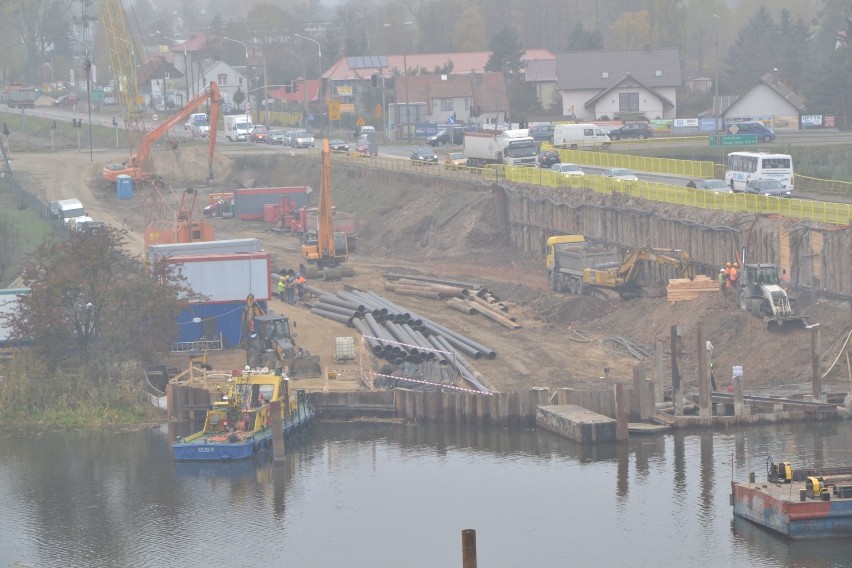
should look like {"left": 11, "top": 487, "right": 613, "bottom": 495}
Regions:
{"left": 724, "top": 152, "right": 793, "bottom": 193}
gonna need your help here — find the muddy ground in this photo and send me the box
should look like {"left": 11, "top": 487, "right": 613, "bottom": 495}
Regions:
{"left": 10, "top": 144, "right": 852, "bottom": 396}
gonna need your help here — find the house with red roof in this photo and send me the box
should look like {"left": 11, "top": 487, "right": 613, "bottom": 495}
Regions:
{"left": 397, "top": 72, "right": 508, "bottom": 129}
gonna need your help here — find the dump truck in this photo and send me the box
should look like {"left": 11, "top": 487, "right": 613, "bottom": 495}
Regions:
{"left": 242, "top": 295, "right": 321, "bottom": 376}
{"left": 735, "top": 263, "right": 807, "bottom": 328}
{"left": 463, "top": 129, "right": 538, "bottom": 168}
{"left": 546, "top": 235, "right": 694, "bottom": 299}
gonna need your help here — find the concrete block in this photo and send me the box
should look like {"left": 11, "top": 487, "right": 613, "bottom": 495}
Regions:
{"left": 536, "top": 404, "right": 616, "bottom": 444}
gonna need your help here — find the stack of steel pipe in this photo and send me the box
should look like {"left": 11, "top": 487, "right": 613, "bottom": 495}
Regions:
{"left": 306, "top": 285, "right": 495, "bottom": 393}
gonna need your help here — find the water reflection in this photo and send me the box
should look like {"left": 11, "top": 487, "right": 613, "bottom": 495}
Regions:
{"left": 0, "top": 420, "right": 851, "bottom": 567}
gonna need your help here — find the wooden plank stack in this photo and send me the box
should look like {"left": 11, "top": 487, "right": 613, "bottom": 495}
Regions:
{"left": 666, "top": 275, "right": 719, "bottom": 302}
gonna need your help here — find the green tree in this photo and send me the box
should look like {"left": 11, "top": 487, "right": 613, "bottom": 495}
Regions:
{"left": 4, "top": 227, "right": 193, "bottom": 369}
{"left": 6, "top": 0, "right": 74, "bottom": 84}
{"left": 565, "top": 21, "right": 604, "bottom": 51}
{"left": 484, "top": 26, "right": 526, "bottom": 73}
{"left": 724, "top": 6, "right": 777, "bottom": 91}
{"left": 233, "top": 87, "right": 246, "bottom": 111}
{"left": 646, "top": 0, "right": 687, "bottom": 50}
{"left": 807, "top": 50, "right": 852, "bottom": 129}
{"left": 610, "top": 11, "right": 651, "bottom": 50}
{"left": 454, "top": 3, "right": 486, "bottom": 51}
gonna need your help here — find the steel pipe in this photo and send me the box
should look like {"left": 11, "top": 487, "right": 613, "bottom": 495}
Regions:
{"left": 310, "top": 307, "right": 354, "bottom": 326}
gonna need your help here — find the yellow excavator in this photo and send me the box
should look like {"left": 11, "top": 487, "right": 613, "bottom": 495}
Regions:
{"left": 546, "top": 235, "right": 693, "bottom": 299}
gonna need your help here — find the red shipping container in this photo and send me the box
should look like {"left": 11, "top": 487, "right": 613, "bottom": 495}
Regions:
{"left": 263, "top": 203, "right": 280, "bottom": 223}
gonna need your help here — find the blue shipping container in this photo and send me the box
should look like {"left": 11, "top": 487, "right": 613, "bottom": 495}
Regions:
{"left": 176, "top": 300, "right": 268, "bottom": 348}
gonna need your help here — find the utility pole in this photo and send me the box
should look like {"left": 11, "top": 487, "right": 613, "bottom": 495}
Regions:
{"left": 713, "top": 14, "right": 720, "bottom": 133}
{"left": 404, "top": 21, "right": 413, "bottom": 143}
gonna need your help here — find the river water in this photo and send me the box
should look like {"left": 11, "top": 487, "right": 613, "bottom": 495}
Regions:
{"left": 1, "top": 419, "right": 851, "bottom": 568}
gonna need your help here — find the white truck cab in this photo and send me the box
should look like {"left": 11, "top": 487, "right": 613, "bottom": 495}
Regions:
{"left": 50, "top": 198, "right": 86, "bottom": 223}
{"left": 224, "top": 114, "right": 253, "bottom": 142}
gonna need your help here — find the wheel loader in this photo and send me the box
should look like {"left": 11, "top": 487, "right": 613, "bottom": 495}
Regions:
{"left": 241, "top": 295, "right": 322, "bottom": 377}
{"left": 735, "top": 263, "right": 807, "bottom": 328}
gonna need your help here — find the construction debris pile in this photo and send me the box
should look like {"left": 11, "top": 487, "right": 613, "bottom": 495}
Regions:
{"left": 305, "top": 283, "right": 495, "bottom": 394}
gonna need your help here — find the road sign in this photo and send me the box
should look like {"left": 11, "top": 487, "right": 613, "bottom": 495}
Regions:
{"left": 328, "top": 100, "right": 341, "bottom": 121}
{"left": 709, "top": 134, "right": 757, "bottom": 146}
{"left": 151, "top": 113, "right": 159, "bottom": 121}
{"left": 374, "top": 104, "right": 383, "bottom": 120}
{"left": 356, "top": 117, "right": 366, "bottom": 127}
{"left": 447, "top": 114, "right": 455, "bottom": 125}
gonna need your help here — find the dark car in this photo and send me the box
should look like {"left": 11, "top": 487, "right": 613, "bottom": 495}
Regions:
{"left": 427, "top": 127, "right": 464, "bottom": 146}
{"left": 608, "top": 123, "right": 653, "bottom": 140}
{"left": 538, "top": 149, "right": 561, "bottom": 168}
{"left": 249, "top": 125, "right": 269, "bottom": 143}
{"left": 410, "top": 146, "right": 438, "bottom": 165}
{"left": 329, "top": 139, "right": 349, "bottom": 152}
{"left": 528, "top": 124, "right": 555, "bottom": 142}
{"left": 686, "top": 179, "right": 732, "bottom": 193}
{"left": 53, "top": 95, "right": 79, "bottom": 107}
{"left": 267, "top": 130, "right": 286, "bottom": 144}
{"left": 744, "top": 179, "right": 791, "bottom": 197}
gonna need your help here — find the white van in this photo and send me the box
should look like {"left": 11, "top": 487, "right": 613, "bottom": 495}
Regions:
{"left": 50, "top": 198, "right": 86, "bottom": 223}
{"left": 224, "top": 114, "right": 253, "bottom": 142}
{"left": 553, "top": 123, "right": 611, "bottom": 150}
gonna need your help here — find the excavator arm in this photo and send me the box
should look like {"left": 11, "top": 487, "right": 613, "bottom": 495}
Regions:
{"left": 618, "top": 248, "right": 693, "bottom": 284}
{"left": 104, "top": 82, "right": 220, "bottom": 182}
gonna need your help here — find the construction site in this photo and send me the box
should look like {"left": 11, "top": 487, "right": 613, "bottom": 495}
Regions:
{"left": 7, "top": 139, "right": 852, "bottom": 417}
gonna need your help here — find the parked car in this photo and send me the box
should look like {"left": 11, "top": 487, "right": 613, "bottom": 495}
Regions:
{"left": 53, "top": 95, "right": 79, "bottom": 107}
{"left": 292, "top": 129, "right": 315, "bottom": 148}
{"left": 602, "top": 168, "right": 639, "bottom": 182}
{"left": 249, "top": 125, "right": 269, "bottom": 143}
{"left": 267, "top": 130, "right": 286, "bottom": 144}
{"left": 538, "top": 149, "right": 561, "bottom": 168}
{"left": 551, "top": 163, "right": 585, "bottom": 177}
{"left": 744, "top": 179, "right": 791, "bottom": 197}
{"left": 607, "top": 123, "right": 653, "bottom": 140}
{"left": 528, "top": 124, "right": 555, "bottom": 143}
{"left": 410, "top": 146, "right": 438, "bottom": 165}
{"left": 427, "top": 127, "right": 465, "bottom": 146}
{"left": 687, "top": 179, "right": 732, "bottom": 192}
{"left": 445, "top": 151, "right": 466, "bottom": 170}
{"left": 329, "top": 139, "right": 349, "bottom": 152}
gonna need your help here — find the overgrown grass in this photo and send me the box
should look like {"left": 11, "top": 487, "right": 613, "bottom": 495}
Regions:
{"left": 0, "top": 179, "right": 53, "bottom": 285}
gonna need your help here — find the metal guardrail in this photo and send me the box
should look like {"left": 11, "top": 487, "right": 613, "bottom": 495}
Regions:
{"left": 309, "top": 148, "right": 852, "bottom": 226}
{"left": 554, "top": 147, "right": 715, "bottom": 178}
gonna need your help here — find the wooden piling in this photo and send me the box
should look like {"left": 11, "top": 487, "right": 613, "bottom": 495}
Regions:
{"left": 269, "top": 400, "right": 286, "bottom": 462}
{"left": 615, "top": 383, "right": 628, "bottom": 442}
{"left": 654, "top": 340, "right": 664, "bottom": 403}
{"left": 811, "top": 326, "right": 822, "bottom": 401}
{"left": 462, "top": 529, "right": 477, "bottom": 568}
{"left": 697, "top": 321, "right": 711, "bottom": 418}
{"left": 734, "top": 374, "right": 744, "bottom": 416}
{"left": 671, "top": 325, "right": 684, "bottom": 416}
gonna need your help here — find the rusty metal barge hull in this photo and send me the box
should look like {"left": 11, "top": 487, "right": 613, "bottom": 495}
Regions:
{"left": 731, "top": 481, "right": 852, "bottom": 539}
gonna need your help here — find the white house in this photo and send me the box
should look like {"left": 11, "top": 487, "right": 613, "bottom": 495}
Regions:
{"left": 194, "top": 61, "right": 247, "bottom": 110}
{"left": 555, "top": 48, "right": 682, "bottom": 121}
{"left": 720, "top": 72, "right": 806, "bottom": 129}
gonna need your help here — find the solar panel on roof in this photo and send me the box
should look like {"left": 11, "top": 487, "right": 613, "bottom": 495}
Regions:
{"left": 348, "top": 56, "right": 389, "bottom": 69}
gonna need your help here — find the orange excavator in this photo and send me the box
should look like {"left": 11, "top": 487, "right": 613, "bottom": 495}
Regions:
{"left": 102, "top": 81, "right": 221, "bottom": 184}
{"left": 301, "top": 139, "right": 349, "bottom": 268}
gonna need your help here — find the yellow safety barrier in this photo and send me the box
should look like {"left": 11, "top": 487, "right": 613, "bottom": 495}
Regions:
{"left": 261, "top": 111, "right": 304, "bottom": 126}
{"left": 712, "top": 164, "right": 852, "bottom": 199}
{"left": 504, "top": 166, "right": 852, "bottom": 226}
{"left": 300, "top": 148, "right": 851, "bottom": 225}
{"left": 555, "top": 148, "right": 715, "bottom": 178}
{"left": 609, "top": 135, "right": 710, "bottom": 148}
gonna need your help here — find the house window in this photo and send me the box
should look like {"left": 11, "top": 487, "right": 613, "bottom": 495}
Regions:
{"left": 619, "top": 92, "right": 639, "bottom": 112}
{"left": 218, "top": 74, "right": 227, "bottom": 86}
{"left": 441, "top": 99, "right": 454, "bottom": 112}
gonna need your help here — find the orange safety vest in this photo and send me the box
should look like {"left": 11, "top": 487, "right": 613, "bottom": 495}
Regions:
{"left": 729, "top": 267, "right": 739, "bottom": 285}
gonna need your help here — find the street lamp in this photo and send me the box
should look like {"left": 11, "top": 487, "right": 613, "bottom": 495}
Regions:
{"left": 404, "top": 21, "right": 413, "bottom": 143}
{"left": 224, "top": 36, "right": 267, "bottom": 124}
{"left": 713, "top": 14, "right": 720, "bottom": 133}
{"left": 294, "top": 34, "right": 322, "bottom": 130}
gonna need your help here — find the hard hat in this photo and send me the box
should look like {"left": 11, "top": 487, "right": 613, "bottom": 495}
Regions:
{"left": 726, "top": 262, "right": 731, "bottom": 267}
{"left": 719, "top": 268, "right": 724, "bottom": 272}
{"left": 279, "top": 276, "right": 284, "bottom": 281}
{"left": 734, "top": 262, "right": 739, "bottom": 267}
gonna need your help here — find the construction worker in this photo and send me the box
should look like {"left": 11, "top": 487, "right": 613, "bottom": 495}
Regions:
{"left": 286, "top": 275, "right": 296, "bottom": 305}
{"left": 718, "top": 268, "right": 726, "bottom": 293}
{"left": 295, "top": 272, "right": 306, "bottom": 302}
{"left": 277, "top": 276, "right": 286, "bottom": 299}
{"left": 729, "top": 262, "right": 739, "bottom": 290}
{"left": 723, "top": 262, "right": 732, "bottom": 293}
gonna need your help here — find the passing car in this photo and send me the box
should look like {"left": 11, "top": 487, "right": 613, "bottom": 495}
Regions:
{"left": 53, "top": 95, "right": 79, "bottom": 107}
{"left": 528, "top": 124, "right": 555, "bottom": 143}
{"left": 687, "top": 179, "right": 732, "bottom": 192}
{"left": 292, "top": 129, "right": 315, "bottom": 148}
{"left": 538, "top": 149, "right": 561, "bottom": 168}
{"left": 267, "top": 130, "right": 286, "bottom": 144}
{"left": 607, "top": 123, "right": 653, "bottom": 140}
{"left": 329, "top": 139, "right": 349, "bottom": 152}
{"left": 410, "top": 146, "right": 438, "bottom": 165}
{"left": 355, "top": 136, "right": 372, "bottom": 156}
{"left": 602, "top": 168, "right": 639, "bottom": 182}
{"left": 445, "top": 151, "right": 466, "bottom": 170}
{"left": 744, "top": 179, "right": 791, "bottom": 197}
{"left": 249, "top": 125, "right": 269, "bottom": 143}
{"left": 551, "top": 163, "right": 585, "bottom": 177}
{"left": 427, "top": 127, "right": 465, "bottom": 146}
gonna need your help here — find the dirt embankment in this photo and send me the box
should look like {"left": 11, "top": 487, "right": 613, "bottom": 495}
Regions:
{"left": 13, "top": 148, "right": 852, "bottom": 395}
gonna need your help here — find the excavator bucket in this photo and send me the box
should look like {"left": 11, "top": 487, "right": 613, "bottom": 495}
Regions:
{"left": 764, "top": 314, "right": 808, "bottom": 330}
{"left": 287, "top": 353, "right": 322, "bottom": 378}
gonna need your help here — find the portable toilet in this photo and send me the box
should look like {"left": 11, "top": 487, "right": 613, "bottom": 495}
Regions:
{"left": 116, "top": 175, "right": 133, "bottom": 200}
